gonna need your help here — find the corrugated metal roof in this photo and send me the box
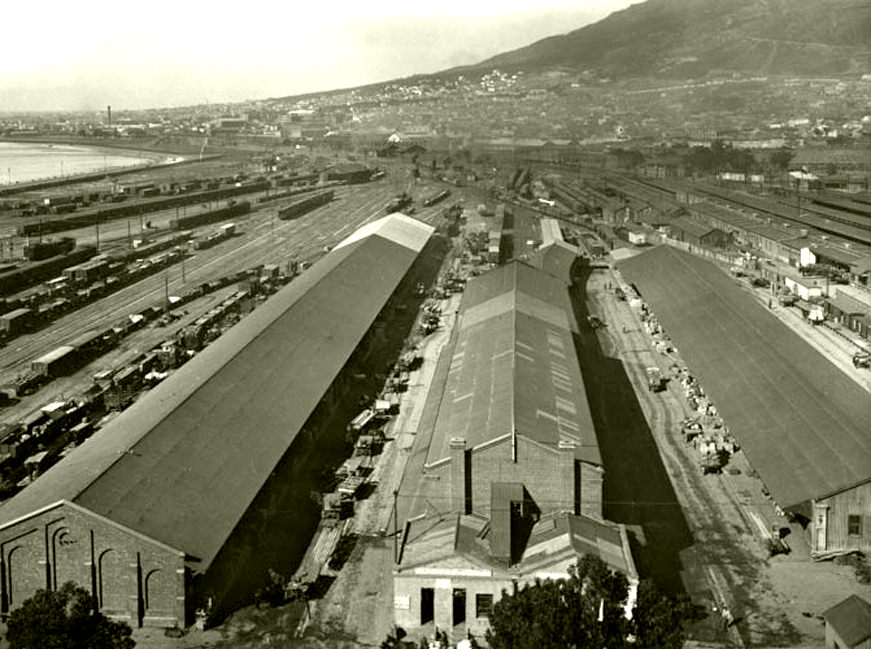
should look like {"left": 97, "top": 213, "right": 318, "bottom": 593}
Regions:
{"left": 0, "top": 215, "right": 434, "bottom": 569}
{"left": 618, "top": 245, "right": 871, "bottom": 509}
{"left": 539, "top": 219, "right": 564, "bottom": 246}
{"left": 813, "top": 245, "right": 863, "bottom": 265}
{"left": 828, "top": 291, "right": 869, "bottom": 315}
{"left": 334, "top": 212, "right": 432, "bottom": 253}
{"left": 400, "top": 511, "right": 634, "bottom": 578}
{"left": 426, "top": 262, "right": 600, "bottom": 467}
{"left": 531, "top": 242, "right": 579, "bottom": 284}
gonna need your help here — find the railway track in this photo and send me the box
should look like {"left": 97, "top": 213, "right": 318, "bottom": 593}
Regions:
{"left": 609, "top": 173, "right": 871, "bottom": 247}
{"left": 0, "top": 180, "right": 446, "bottom": 385}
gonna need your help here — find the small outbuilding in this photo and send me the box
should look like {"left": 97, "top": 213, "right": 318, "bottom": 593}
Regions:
{"left": 823, "top": 594, "right": 871, "bottom": 649}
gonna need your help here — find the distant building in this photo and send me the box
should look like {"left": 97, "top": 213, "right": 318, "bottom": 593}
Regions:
{"left": 668, "top": 216, "right": 731, "bottom": 248}
{"left": 530, "top": 218, "right": 580, "bottom": 282}
{"left": 209, "top": 116, "right": 248, "bottom": 134}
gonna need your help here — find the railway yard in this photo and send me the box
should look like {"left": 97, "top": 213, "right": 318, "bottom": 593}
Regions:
{"left": 0, "top": 156, "right": 454, "bottom": 505}
{"left": 0, "top": 148, "right": 870, "bottom": 649}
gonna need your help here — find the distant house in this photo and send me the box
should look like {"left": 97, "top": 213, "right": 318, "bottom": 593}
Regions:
{"left": 823, "top": 594, "right": 871, "bottom": 649}
{"left": 668, "top": 216, "right": 731, "bottom": 248}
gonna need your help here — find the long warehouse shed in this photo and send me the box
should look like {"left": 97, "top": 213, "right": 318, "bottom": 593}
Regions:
{"left": 394, "top": 261, "right": 636, "bottom": 642}
{"left": 0, "top": 213, "right": 435, "bottom": 628}
{"left": 618, "top": 245, "right": 871, "bottom": 558}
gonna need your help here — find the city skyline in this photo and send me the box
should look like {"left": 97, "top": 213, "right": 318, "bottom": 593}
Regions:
{"left": 0, "top": 0, "right": 637, "bottom": 112}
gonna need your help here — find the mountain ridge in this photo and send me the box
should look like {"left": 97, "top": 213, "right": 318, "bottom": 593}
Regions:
{"left": 465, "top": 0, "right": 871, "bottom": 79}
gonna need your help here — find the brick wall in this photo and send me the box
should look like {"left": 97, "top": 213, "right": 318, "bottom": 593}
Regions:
{"left": 394, "top": 571, "right": 510, "bottom": 643}
{"left": 469, "top": 437, "right": 569, "bottom": 517}
{"left": 0, "top": 502, "right": 185, "bottom": 628}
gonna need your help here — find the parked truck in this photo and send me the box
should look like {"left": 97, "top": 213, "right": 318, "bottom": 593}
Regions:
{"left": 646, "top": 366, "right": 665, "bottom": 392}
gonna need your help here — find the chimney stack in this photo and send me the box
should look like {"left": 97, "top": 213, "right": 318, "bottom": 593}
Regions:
{"left": 450, "top": 438, "right": 469, "bottom": 514}
{"left": 107, "top": 105, "right": 112, "bottom": 127}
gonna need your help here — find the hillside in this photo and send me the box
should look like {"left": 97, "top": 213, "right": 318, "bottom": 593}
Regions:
{"left": 471, "top": 0, "right": 871, "bottom": 78}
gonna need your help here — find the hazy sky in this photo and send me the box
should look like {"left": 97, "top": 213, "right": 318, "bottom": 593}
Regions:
{"left": 0, "top": 0, "right": 637, "bottom": 112}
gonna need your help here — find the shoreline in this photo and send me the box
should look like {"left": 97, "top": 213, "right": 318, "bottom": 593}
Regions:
{"left": 0, "top": 134, "right": 195, "bottom": 157}
{"left": 0, "top": 139, "right": 224, "bottom": 196}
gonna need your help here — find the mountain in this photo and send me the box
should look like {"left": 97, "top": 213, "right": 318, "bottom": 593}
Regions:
{"left": 470, "top": 0, "right": 871, "bottom": 78}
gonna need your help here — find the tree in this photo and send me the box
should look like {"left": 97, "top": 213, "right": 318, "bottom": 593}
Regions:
{"left": 6, "top": 582, "right": 135, "bottom": 649}
{"left": 486, "top": 557, "right": 699, "bottom": 649}
{"left": 631, "top": 580, "right": 701, "bottom": 649}
{"left": 485, "top": 555, "right": 630, "bottom": 649}
{"left": 769, "top": 148, "right": 794, "bottom": 171}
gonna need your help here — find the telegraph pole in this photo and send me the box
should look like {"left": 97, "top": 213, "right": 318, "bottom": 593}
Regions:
{"left": 393, "top": 489, "right": 399, "bottom": 563}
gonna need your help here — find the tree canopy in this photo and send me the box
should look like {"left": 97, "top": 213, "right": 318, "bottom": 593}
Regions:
{"left": 6, "top": 582, "right": 135, "bottom": 649}
{"left": 485, "top": 556, "right": 700, "bottom": 649}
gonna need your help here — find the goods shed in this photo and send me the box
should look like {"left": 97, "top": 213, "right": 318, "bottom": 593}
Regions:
{"left": 394, "top": 261, "right": 635, "bottom": 643}
{"left": 618, "top": 245, "right": 871, "bottom": 558}
{"left": 0, "top": 213, "right": 434, "bottom": 628}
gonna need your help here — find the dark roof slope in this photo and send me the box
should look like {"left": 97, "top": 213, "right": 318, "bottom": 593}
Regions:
{"left": 618, "top": 246, "right": 871, "bottom": 509}
{"left": 0, "top": 214, "right": 434, "bottom": 570}
{"left": 823, "top": 595, "right": 871, "bottom": 647}
{"left": 426, "top": 262, "right": 600, "bottom": 467}
{"left": 670, "top": 215, "right": 721, "bottom": 239}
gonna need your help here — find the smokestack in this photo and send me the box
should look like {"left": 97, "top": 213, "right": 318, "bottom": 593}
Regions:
{"left": 107, "top": 105, "right": 112, "bottom": 127}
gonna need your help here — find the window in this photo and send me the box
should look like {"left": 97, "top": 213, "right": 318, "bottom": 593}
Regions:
{"left": 848, "top": 515, "right": 861, "bottom": 537}
{"left": 476, "top": 593, "right": 494, "bottom": 618}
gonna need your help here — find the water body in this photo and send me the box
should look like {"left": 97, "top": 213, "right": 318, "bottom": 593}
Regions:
{"left": 0, "top": 141, "right": 172, "bottom": 186}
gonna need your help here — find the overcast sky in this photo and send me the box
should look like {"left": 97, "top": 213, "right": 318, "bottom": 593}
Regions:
{"left": 0, "top": 0, "right": 637, "bottom": 112}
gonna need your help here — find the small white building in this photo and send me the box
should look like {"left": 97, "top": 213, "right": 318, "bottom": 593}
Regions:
{"left": 782, "top": 270, "right": 826, "bottom": 301}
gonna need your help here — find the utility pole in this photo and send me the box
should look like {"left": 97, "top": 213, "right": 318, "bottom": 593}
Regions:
{"left": 127, "top": 219, "right": 131, "bottom": 248}
{"left": 164, "top": 271, "right": 169, "bottom": 311}
{"left": 95, "top": 220, "right": 100, "bottom": 251}
{"left": 393, "top": 489, "right": 399, "bottom": 564}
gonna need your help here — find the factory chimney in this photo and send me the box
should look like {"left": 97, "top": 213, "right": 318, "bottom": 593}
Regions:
{"left": 107, "top": 105, "right": 112, "bottom": 127}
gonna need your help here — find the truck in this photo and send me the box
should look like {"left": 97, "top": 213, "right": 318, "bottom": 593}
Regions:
{"left": 646, "top": 366, "right": 665, "bottom": 392}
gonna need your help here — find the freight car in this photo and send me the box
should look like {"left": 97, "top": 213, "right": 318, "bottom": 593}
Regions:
{"left": 274, "top": 173, "right": 319, "bottom": 188}
{"left": 16, "top": 182, "right": 268, "bottom": 237}
{"left": 277, "top": 191, "right": 334, "bottom": 220}
{"left": 422, "top": 189, "right": 451, "bottom": 207}
{"left": 385, "top": 193, "right": 412, "bottom": 213}
{"left": 0, "top": 246, "right": 97, "bottom": 296}
{"left": 169, "top": 200, "right": 251, "bottom": 230}
{"left": 0, "top": 308, "right": 34, "bottom": 338}
{"left": 258, "top": 182, "right": 339, "bottom": 204}
{"left": 23, "top": 237, "right": 76, "bottom": 261}
{"left": 193, "top": 223, "right": 236, "bottom": 250}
